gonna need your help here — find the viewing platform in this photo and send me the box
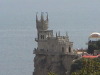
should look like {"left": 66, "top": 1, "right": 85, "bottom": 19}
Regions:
{"left": 35, "top": 38, "right": 38, "bottom": 42}
{"left": 33, "top": 48, "right": 75, "bottom": 55}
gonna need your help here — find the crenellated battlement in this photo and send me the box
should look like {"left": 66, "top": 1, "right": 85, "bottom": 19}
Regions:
{"left": 36, "top": 12, "right": 48, "bottom": 31}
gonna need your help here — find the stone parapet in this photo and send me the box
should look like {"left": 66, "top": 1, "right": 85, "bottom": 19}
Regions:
{"left": 33, "top": 49, "right": 75, "bottom": 55}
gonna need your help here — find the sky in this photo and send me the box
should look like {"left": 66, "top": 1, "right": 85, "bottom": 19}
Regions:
{"left": 1, "top": 0, "right": 100, "bottom": 35}
{"left": 0, "top": 0, "right": 100, "bottom": 75}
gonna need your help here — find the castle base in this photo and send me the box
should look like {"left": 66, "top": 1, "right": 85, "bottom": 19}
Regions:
{"left": 33, "top": 54, "right": 77, "bottom": 75}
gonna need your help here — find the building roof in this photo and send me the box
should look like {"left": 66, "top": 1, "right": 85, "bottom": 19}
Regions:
{"left": 82, "top": 55, "right": 98, "bottom": 58}
{"left": 89, "top": 32, "right": 100, "bottom": 38}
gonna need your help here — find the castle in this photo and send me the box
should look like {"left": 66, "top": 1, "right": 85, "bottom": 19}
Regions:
{"left": 33, "top": 12, "right": 77, "bottom": 75}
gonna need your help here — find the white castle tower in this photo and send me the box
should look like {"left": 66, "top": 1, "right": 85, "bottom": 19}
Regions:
{"left": 33, "top": 12, "right": 75, "bottom": 75}
{"left": 34, "top": 12, "right": 73, "bottom": 55}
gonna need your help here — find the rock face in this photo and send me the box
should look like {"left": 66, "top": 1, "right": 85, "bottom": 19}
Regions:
{"left": 33, "top": 54, "right": 77, "bottom": 75}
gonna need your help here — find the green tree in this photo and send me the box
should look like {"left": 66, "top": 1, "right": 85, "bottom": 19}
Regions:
{"left": 96, "top": 40, "right": 100, "bottom": 49}
{"left": 70, "top": 58, "right": 83, "bottom": 73}
{"left": 48, "top": 72, "right": 57, "bottom": 75}
{"left": 71, "top": 58, "right": 100, "bottom": 75}
{"left": 87, "top": 40, "right": 100, "bottom": 54}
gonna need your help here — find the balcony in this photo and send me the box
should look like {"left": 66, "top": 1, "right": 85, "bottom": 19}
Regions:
{"left": 35, "top": 38, "right": 38, "bottom": 42}
{"left": 33, "top": 49, "right": 47, "bottom": 54}
{"left": 33, "top": 48, "right": 75, "bottom": 55}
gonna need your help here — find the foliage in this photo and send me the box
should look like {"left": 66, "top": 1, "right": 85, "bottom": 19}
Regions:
{"left": 70, "top": 58, "right": 83, "bottom": 73}
{"left": 71, "top": 58, "right": 100, "bottom": 75}
{"left": 96, "top": 40, "right": 100, "bottom": 49}
{"left": 88, "top": 44, "right": 97, "bottom": 54}
{"left": 48, "top": 72, "right": 57, "bottom": 75}
{"left": 87, "top": 40, "right": 100, "bottom": 54}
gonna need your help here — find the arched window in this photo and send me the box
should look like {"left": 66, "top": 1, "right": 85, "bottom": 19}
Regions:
{"left": 41, "top": 35, "right": 44, "bottom": 39}
{"left": 43, "top": 35, "right": 44, "bottom": 39}
{"left": 41, "top": 35, "right": 43, "bottom": 39}
{"left": 69, "top": 47, "right": 71, "bottom": 53}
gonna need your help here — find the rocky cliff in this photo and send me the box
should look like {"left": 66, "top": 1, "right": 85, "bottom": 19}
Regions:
{"left": 33, "top": 54, "right": 78, "bottom": 75}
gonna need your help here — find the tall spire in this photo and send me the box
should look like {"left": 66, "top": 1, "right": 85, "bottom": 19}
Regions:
{"left": 58, "top": 31, "right": 60, "bottom": 36}
{"left": 56, "top": 32, "right": 57, "bottom": 37}
{"left": 66, "top": 32, "right": 69, "bottom": 38}
{"left": 36, "top": 12, "right": 38, "bottom": 22}
{"left": 41, "top": 12, "right": 44, "bottom": 21}
{"left": 46, "top": 12, "right": 48, "bottom": 21}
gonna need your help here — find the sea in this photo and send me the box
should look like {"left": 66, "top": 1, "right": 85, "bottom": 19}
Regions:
{"left": 0, "top": 12, "right": 100, "bottom": 75}
{"left": 1, "top": 0, "right": 100, "bottom": 75}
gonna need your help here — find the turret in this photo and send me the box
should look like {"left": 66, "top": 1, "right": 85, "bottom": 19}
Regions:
{"left": 46, "top": 12, "right": 48, "bottom": 21}
{"left": 36, "top": 12, "right": 48, "bottom": 31}
{"left": 36, "top": 12, "right": 38, "bottom": 22}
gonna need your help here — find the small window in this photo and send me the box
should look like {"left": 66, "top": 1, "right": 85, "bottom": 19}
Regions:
{"left": 43, "top": 35, "right": 44, "bottom": 39}
{"left": 41, "top": 35, "right": 44, "bottom": 39}
{"left": 41, "top": 35, "right": 43, "bottom": 39}
{"left": 69, "top": 47, "right": 71, "bottom": 53}
{"left": 62, "top": 47, "right": 64, "bottom": 52}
